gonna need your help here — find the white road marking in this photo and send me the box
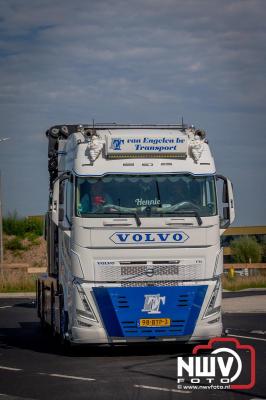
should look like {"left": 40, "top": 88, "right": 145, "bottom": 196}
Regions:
{"left": 0, "top": 365, "right": 22, "bottom": 371}
{"left": 134, "top": 384, "right": 191, "bottom": 394}
{"left": 250, "top": 330, "right": 266, "bottom": 335}
{"left": 0, "top": 306, "right": 12, "bottom": 309}
{"left": 228, "top": 334, "right": 266, "bottom": 342}
{"left": 0, "top": 394, "right": 37, "bottom": 400}
{"left": 38, "top": 372, "right": 95, "bottom": 381}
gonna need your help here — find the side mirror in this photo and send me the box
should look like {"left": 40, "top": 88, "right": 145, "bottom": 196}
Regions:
{"left": 59, "top": 208, "right": 64, "bottom": 222}
{"left": 52, "top": 172, "right": 71, "bottom": 228}
{"left": 59, "top": 183, "right": 64, "bottom": 204}
{"left": 222, "top": 181, "right": 228, "bottom": 203}
{"left": 227, "top": 178, "right": 235, "bottom": 224}
{"left": 223, "top": 206, "right": 229, "bottom": 220}
{"left": 216, "top": 175, "right": 235, "bottom": 230}
{"left": 59, "top": 173, "right": 70, "bottom": 204}
{"left": 51, "top": 179, "right": 59, "bottom": 225}
{"left": 44, "top": 212, "right": 49, "bottom": 240}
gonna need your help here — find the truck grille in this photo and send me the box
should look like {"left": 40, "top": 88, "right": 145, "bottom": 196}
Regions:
{"left": 121, "top": 265, "right": 179, "bottom": 276}
{"left": 94, "top": 258, "right": 205, "bottom": 282}
{"left": 121, "top": 280, "right": 179, "bottom": 287}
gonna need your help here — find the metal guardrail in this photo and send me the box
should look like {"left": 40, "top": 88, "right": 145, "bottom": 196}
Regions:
{"left": 1, "top": 263, "right": 29, "bottom": 269}
{"left": 1, "top": 263, "right": 46, "bottom": 274}
{"left": 224, "top": 263, "right": 266, "bottom": 269}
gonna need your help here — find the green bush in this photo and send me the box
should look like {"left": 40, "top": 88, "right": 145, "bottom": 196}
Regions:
{"left": 25, "top": 232, "right": 40, "bottom": 246}
{"left": 3, "top": 212, "right": 43, "bottom": 238}
{"left": 5, "top": 237, "right": 27, "bottom": 251}
{"left": 3, "top": 211, "right": 24, "bottom": 236}
{"left": 24, "top": 217, "right": 43, "bottom": 236}
{"left": 231, "top": 236, "right": 262, "bottom": 263}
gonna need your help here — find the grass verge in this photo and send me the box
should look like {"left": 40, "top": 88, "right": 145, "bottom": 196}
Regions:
{"left": 222, "top": 274, "right": 266, "bottom": 291}
{"left": 0, "top": 270, "right": 36, "bottom": 292}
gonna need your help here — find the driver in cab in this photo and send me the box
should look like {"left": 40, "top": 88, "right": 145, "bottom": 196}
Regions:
{"left": 78, "top": 180, "right": 113, "bottom": 214}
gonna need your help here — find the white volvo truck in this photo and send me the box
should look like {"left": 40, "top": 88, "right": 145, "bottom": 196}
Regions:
{"left": 37, "top": 123, "right": 235, "bottom": 345}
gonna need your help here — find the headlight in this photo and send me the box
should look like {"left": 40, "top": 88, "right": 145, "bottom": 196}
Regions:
{"left": 203, "top": 278, "right": 221, "bottom": 318}
{"left": 75, "top": 282, "right": 98, "bottom": 322}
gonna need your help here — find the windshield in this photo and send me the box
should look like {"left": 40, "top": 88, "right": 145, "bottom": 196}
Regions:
{"left": 75, "top": 174, "right": 217, "bottom": 217}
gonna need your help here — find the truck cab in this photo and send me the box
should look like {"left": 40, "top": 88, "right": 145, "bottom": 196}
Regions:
{"left": 38, "top": 124, "right": 235, "bottom": 345}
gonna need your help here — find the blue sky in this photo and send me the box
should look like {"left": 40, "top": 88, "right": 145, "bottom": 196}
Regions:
{"left": 0, "top": 0, "right": 265, "bottom": 226}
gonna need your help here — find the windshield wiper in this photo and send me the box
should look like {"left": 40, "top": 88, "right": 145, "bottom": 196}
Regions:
{"left": 103, "top": 211, "right": 141, "bottom": 226}
{"left": 160, "top": 210, "right": 203, "bottom": 226}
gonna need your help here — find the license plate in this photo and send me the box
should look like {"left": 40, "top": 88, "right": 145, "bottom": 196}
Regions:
{"left": 139, "top": 318, "right": 171, "bottom": 327}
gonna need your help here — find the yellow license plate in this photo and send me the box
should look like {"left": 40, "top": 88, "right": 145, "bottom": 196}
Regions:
{"left": 139, "top": 318, "right": 171, "bottom": 327}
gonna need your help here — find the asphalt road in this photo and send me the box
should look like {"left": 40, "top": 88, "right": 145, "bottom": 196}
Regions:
{"left": 0, "top": 294, "right": 265, "bottom": 400}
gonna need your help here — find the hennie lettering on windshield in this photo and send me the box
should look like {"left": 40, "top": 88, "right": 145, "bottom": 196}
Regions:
{"left": 135, "top": 198, "right": 161, "bottom": 206}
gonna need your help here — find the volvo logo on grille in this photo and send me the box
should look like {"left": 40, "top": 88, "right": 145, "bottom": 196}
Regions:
{"left": 145, "top": 266, "right": 154, "bottom": 277}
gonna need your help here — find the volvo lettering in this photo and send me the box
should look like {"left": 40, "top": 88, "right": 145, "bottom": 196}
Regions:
{"left": 110, "top": 231, "right": 189, "bottom": 244}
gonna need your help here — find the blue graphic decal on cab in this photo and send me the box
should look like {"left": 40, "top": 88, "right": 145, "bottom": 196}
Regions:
{"left": 93, "top": 285, "right": 207, "bottom": 338}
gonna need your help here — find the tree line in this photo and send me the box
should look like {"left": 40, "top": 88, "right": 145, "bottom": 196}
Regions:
{"left": 230, "top": 236, "right": 265, "bottom": 263}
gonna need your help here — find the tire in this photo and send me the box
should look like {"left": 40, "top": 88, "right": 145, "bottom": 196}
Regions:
{"left": 36, "top": 280, "right": 41, "bottom": 318}
{"left": 40, "top": 283, "right": 46, "bottom": 330}
{"left": 51, "top": 285, "right": 56, "bottom": 337}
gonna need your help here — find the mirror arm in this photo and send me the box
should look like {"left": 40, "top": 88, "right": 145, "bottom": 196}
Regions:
{"left": 216, "top": 174, "right": 227, "bottom": 182}
{"left": 59, "top": 171, "right": 71, "bottom": 183}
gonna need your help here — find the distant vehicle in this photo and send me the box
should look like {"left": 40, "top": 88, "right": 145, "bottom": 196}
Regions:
{"left": 37, "top": 123, "right": 235, "bottom": 345}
